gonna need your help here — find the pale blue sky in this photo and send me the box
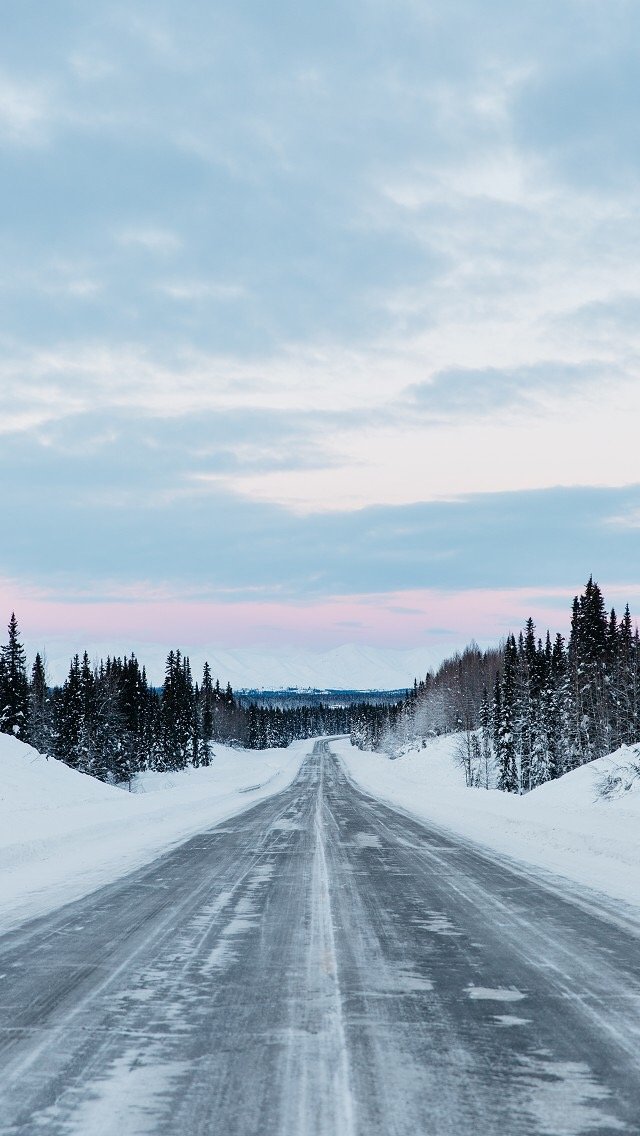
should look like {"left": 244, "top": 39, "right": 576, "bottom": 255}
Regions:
{"left": 2, "top": 1, "right": 640, "bottom": 653}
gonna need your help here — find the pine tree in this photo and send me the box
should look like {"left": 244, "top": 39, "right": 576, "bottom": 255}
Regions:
{"left": 479, "top": 686, "right": 493, "bottom": 788}
{"left": 27, "top": 652, "right": 53, "bottom": 755}
{"left": 94, "top": 659, "right": 128, "bottom": 783}
{"left": 492, "top": 675, "right": 502, "bottom": 772}
{"left": 76, "top": 652, "right": 98, "bottom": 774}
{"left": 200, "top": 662, "right": 214, "bottom": 766}
{"left": 569, "top": 578, "right": 610, "bottom": 763}
{"left": 55, "top": 655, "right": 84, "bottom": 767}
{"left": 546, "top": 634, "right": 569, "bottom": 778}
{"left": 0, "top": 613, "right": 29, "bottom": 738}
{"left": 159, "top": 650, "right": 195, "bottom": 769}
{"left": 528, "top": 634, "right": 552, "bottom": 790}
{"left": 496, "top": 635, "right": 519, "bottom": 793}
{"left": 517, "top": 618, "right": 538, "bottom": 792}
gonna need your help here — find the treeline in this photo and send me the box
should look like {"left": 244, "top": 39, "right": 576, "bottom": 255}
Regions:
{"left": 352, "top": 579, "right": 640, "bottom": 793}
{"left": 350, "top": 642, "right": 501, "bottom": 752}
{"left": 0, "top": 616, "right": 370, "bottom": 783}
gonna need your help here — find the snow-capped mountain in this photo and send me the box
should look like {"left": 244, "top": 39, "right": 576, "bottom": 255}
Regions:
{"left": 203, "top": 644, "right": 439, "bottom": 692}
{"left": 33, "top": 641, "right": 443, "bottom": 691}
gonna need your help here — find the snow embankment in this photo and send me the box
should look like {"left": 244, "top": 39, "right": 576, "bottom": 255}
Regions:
{"left": 0, "top": 735, "right": 308, "bottom": 932}
{"left": 335, "top": 735, "right": 640, "bottom": 914}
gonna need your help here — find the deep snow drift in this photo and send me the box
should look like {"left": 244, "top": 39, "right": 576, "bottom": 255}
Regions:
{"left": 335, "top": 735, "right": 640, "bottom": 913}
{"left": 0, "top": 734, "right": 307, "bottom": 932}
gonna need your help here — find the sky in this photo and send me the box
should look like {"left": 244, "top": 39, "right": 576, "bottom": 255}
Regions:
{"left": 2, "top": 0, "right": 640, "bottom": 675}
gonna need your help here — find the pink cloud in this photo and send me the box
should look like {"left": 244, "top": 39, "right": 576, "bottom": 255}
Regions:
{"left": 3, "top": 578, "right": 640, "bottom": 659}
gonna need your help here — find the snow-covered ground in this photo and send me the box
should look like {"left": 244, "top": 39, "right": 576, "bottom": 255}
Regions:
{"left": 0, "top": 734, "right": 308, "bottom": 932}
{"left": 335, "top": 735, "right": 640, "bottom": 914}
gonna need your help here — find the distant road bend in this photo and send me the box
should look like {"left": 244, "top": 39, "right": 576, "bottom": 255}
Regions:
{"left": 1, "top": 741, "right": 640, "bottom": 1135}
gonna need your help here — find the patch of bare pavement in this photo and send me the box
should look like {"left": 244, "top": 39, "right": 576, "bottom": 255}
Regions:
{"left": 1, "top": 740, "right": 639, "bottom": 1134}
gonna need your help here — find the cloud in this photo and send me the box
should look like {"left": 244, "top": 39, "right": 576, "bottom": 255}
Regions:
{"left": 0, "top": 73, "right": 51, "bottom": 145}
{"left": 0, "top": 259, "right": 102, "bottom": 301}
{"left": 2, "top": 0, "right": 640, "bottom": 639}
{"left": 2, "top": 470, "right": 640, "bottom": 603}
{"left": 605, "top": 508, "right": 640, "bottom": 531}
{"left": 158, "top": 280, "right": 247, "bottom": 302}
{"left": 403, "top": 362, "right": 603, "bottom": 422}
{"left": 68, "top": 52, "right": 117, "bottom": 83}
{"left": 116, "top": 227, "right": 182, "bottom": 253}
{"left": 0, "top": 330, "right": 637, "bottom": 514}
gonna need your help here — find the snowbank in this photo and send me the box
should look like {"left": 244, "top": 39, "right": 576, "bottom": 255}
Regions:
{"left": 335, "top": 735, "right": 640, "bottom": 914}
{"left": 0, "top": 734, "right": 308, "bottom": 932}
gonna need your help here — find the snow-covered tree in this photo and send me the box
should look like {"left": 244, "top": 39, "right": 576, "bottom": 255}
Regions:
{"left": 27, "top": 652, "right": 54, "bottom": 755}
{"left": 496, "top": 635, "right": 519, "bottom": 793}
{"left": 0, "top": 613, "right": 29, "bottom": 739}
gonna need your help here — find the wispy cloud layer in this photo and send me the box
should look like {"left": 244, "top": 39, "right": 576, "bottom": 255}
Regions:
{"left": 1, "top": 0, "right": 639, "bottom": 645}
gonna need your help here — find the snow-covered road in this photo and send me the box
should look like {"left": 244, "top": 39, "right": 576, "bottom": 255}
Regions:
{"left": 1, "top": 740, "right": 639, "bottom": 1135}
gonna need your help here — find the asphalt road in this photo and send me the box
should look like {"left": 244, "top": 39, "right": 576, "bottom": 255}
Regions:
{"left": 1, "top": 740, "right": 639, "bottom": 1135}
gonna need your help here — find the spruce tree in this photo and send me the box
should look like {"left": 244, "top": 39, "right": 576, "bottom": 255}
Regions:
{"left": 479, "top": 686, "right": 493, "bottom": 788}
{"left": 496, "top": 635, "right": 519, "bottom": 793}
{"left": 72, "top": 652, "right": 99, "bottom": 775}
{"left": 517, "top": 618, "right": 538, "bottom": 792}
{"left": 0, "top": 613, "right": 29, "bottom": 739}
{"left": 200, "top": 662, "right": 214, "bottom": 766}
{"left": 27, "top": 653, "right": 53, "bottom": 755}
{"left": 55, "top": 655, "right": 83, "bottom": 767}
{"left": 569, "top": 578, "right": 610, "bottom": 763}
{"left": 159, "top": 650, "right": 195, "bottom": 769}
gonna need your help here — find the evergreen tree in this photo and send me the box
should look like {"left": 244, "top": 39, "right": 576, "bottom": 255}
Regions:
{"left": 0, "top": 613, "right": 29, "bottom": 738}
{"left": 94, "top": 659, "right": 128, "bottom": 783}
{"left": 55, "top": 655, "right": 84, "bottom": 767}
{"left": 568, "top": 577, "right": 610, "bottom": 763}
{"left": 76, "top": 652, "right": 98, "bottom": 775}
{"left": 159, "top": 650, "right": 194, "bottom": 768}
{"left": 547, "top": 634, "right": 570, "bottom": 778}
{"left": 200, "top": 662, "right": 214, "bottom": 766}
{"left": 496, "top": 635, "right": 519, "bottom": 793}
{"left": 27, "top": 652, "right": 53, "bottom": 755}
{"left": 478, "top": 686, "right": 493, "bottom": 788}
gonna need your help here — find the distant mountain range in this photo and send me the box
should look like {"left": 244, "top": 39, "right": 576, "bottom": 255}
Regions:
{"left": 210, "top": 645, "right": 439, "bottom": 692}
{"left": 33, "top": 641, "right": 443, "bottom": 691}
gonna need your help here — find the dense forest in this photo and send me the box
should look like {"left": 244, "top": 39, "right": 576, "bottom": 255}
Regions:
{"left": 351, "top": 578, "right": 640, "bottom": 793}
{"left": 0, "top": 616, "right": 395, "bottom": 784}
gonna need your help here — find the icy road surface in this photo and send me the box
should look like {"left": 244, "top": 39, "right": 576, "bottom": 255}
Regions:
{"left": 1, "top": 741, "right": 639, "bottom": 1135}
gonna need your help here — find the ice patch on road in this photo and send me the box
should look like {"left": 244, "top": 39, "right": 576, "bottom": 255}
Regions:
{"left": 398, "top": 971, "right": 434, "bottom": 993}
{"left": 36, "top": 1049, "right": 188, "bottom": 1136}
{"left": 518, "top": 1055, "right": 626, "bottom": 1134}
{"left": 188, "top": 891, "right": 234, "bottom": 934}
{"left": 493, "top": 1014, "right": 531, "bottom": 1027}
{"left": 249, "top": 861, "right": 275, "bottom": 883}
{"left": 221, "top": 914, "right": 256, "bottom": 936}
{"left": 418, "top": 911, "right": 460, "bottom": 936}
{"left": 269, "top": 817, "right": 301, "bottom": 831}
{"left": 202, "top": 938, "right": 237, "bottom": 974}
{"left": 200, "top": 911, "right": 259, "bottom": 976}
{"left": 467, "top": 986, "right": 526, "bottom": 1002}
{"left": 353, "top": 832, "right": 381, "bottom": 849}
{"left": 199, "top": 875, "right": 265, "bottom": 977}
{"left": 369, "top": 968, "right": 434, "bottom": 996}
